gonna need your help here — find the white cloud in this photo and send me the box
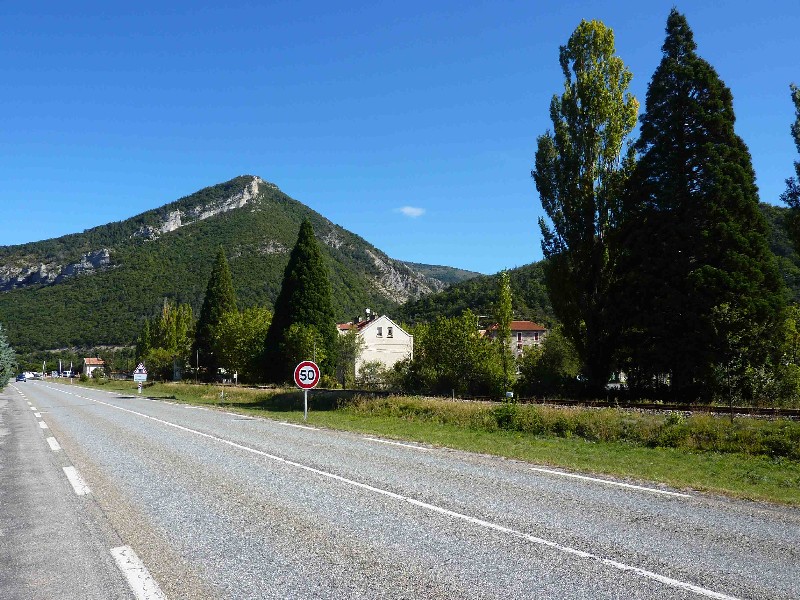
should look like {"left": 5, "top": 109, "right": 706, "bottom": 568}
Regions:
{"left": 397, "top": 206, "right": 426, "bottom": 218}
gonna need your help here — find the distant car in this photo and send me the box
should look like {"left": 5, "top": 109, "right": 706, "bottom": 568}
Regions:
{"left": 16, "top": 374, "right": 26, "bottom": 382}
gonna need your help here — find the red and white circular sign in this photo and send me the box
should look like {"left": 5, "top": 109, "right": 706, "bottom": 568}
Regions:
{"left": 293, "top": 361, "right": 320, "bottom": 389}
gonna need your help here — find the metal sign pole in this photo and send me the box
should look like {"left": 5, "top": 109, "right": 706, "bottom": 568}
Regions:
{"left": 304, "top": 389, "right": 308, "bottom": 422}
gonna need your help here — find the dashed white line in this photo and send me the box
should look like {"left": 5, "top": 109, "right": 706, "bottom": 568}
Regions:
{"left": 46, "top": 437, "right": 62, "bottom": 452}
{"left": 38, "top": 421, "right": 48, "bottom": 429}
{"left": 62, "top": 466, "right": 91, "bottom": 495}
{"left": 29, "top": 406, "right": 37, "bottom": 411}
{"left": 529, "top": 466, "right": 692, "bottom": 498}
{"left": 34, "top": 412, "right": 41, "bottom": 418}
{"left": 58, "top": 388, "right": 737, "bottom": 600}
{"left": 111, "top": 545, "right": 166, "bottom": 600}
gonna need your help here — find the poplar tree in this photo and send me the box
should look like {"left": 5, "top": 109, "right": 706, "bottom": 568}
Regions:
{"left": 494, "top": 270, "right": 514, "bottom": 395}
{"left": 532, "top": 19, "right": 639, "bottom": 394}
{"left": 263, "top": 220, "right": 337, "bottom": 382}
{"left": 617, "top": 9, "right": 785, "bottom": 399}
{"left": 194, "top": 246, "right": 237, "bottom": 380}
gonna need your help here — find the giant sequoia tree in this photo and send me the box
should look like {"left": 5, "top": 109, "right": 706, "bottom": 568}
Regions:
{"left": 194, "top": 247, "right": 237, "bottom": 380}
{"left": 617, "top": 9, "right": 785, "bottom": 399}
{"left": 263, "top": 220, "right": 337, "bottom": 382}
{"left": 532, "top": 19, "right": 639, "bottom": 393}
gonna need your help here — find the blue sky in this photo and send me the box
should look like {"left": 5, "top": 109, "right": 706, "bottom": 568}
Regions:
{"left": 1, "top": 1, "right": 798, "bottom": 274}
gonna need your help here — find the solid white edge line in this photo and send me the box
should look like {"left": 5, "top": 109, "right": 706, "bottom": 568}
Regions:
{"left": 58, "top": 388, "right": 738, "bottom": 600}
{"left": 110, "top": 545, "right": 167, "bottom": 600}
{"left": 530, "top": 466, "right": 692, "bottom": 498}
{"left": 363, "top": 436, "right": 428, "bottom": 451}
{"left": 46, "top": 437, "right": 61, "bottom": 452}
{"left": 62, "top": 466, "right": 91, "bottom": 495}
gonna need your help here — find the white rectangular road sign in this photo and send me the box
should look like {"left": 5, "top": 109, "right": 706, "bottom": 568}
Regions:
{"left": 133, "top": 373, "right": 147, "bottom": 382}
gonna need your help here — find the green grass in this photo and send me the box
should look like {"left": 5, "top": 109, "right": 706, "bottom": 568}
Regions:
{"left": 79, "top": 379, "right": 800, "bottom": 505}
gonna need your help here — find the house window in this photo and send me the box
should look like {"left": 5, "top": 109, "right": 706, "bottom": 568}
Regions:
{"left": 517, "top": 343, "right": 523, "bottom": 351}
{"left": 517, "top": 332, "right": 522, "bottom": 342}
{"left": 387, "top": 327, "right": 393, "bottom": 338}
{"left": 533, "top": 332, "right": 539, "bottom": 342}
{"left": 377, "top": 327, "right": 383, "bottom": 337}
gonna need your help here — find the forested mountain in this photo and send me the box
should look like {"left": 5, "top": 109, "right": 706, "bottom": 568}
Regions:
{"left": 397, "top": 262, "right": 555, "bottom": 326}
{"left": 397, "top": 203, "right": 800, "bottom": 328}
{"left": 0, "top": 176, "right": 468, "bottom": 352}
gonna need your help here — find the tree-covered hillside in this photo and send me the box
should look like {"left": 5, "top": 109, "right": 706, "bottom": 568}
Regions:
{"left": 0, "top": 176, "right": 454, "bottom": 353}
{"left": 397, "top": 262, "right": 555, "bottom": 326}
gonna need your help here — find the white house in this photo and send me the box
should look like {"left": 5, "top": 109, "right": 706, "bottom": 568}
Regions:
{"left": 484, "top": 320, "right": 547, "bottom": 358}
{"left": 83, "top": 357, "right": 105, "bottom": 377}
{"left": 337, "top": 314, "right": 413, "bottom": 376}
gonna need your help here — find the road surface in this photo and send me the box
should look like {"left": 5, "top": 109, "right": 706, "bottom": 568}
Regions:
{"left": 1, "top": 380, "right": 798, "bottom": 599}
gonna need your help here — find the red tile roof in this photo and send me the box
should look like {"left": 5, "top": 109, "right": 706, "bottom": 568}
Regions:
{"left": 486, "top": 320, "right": 546, "bottom": 332}
{"left": 83, "top": 357, "right": 105, "bottom": 365}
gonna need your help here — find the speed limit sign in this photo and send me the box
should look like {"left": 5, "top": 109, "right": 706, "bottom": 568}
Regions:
{"left": 294, "top": 361, "right": 320, "bottom": 390}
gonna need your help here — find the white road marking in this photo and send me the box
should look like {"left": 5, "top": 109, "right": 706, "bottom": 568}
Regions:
{"left": 111, "top": 545, "right": 167, "bottom": 600}
{"left": 38, "top": 421, "right": 48, "bottom": 429}
{"left": 34, "top": 412, "right": 41, "bottom": 418}
{"left": 60, "top": 389, "right": 738, "bottom": 600}
{"left": 276, "top": 421, "right": 317, "bottom": 430}
{"left": 46, "top": 437, "right": 62, "bottom": 452}
{"left": 62, "top": 466, "right": 91, "bottom": 495}
{"left": 30, "top": 406, "right": 37, "bottom": 411}
{"left": 363, "top": 436, "right": 428, "bottom": 451}
{"left": 529, "top": 467, "right": 692, "bottom": 498}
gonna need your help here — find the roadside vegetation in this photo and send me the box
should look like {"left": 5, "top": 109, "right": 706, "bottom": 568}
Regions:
{"left": 78, "top": 378, "right": 800, "bottom": 505}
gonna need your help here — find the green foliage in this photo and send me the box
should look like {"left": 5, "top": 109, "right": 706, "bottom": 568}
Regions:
{"left": 0, "top": 324, "right": 16, "bottom": 388}
{"left": 515, "top": 326, "right": 581, "bottom": 398}
{"left": 532, "top": 19, "right": 639, "bottom": 393}
{"left": 355, "top": 360, "right": 389, "bottom": 390}
{"left": 783, "top": 84, "right": 800, "bottom": 247}
{"left": 195, "top": 246, "right": 237, "bottom": 380}
{"left": 211, "top": 306, "right": 272, "bottom": 383}
{"left": 617, "top": 9, "right": 786, "bottom": 401}
{"left": 336, "top": 329, "right": 365, "bottom": 388}
{"left": 280, "top": 323, "right": 327, "bottom": 374}
{"left": 264, "top": 220, "right": 337, "bottom": 382}
{"left": 395, "top": 310, "right": 504, "bottom": 397}
{"left": 140, "top": 299, "right": 194, "bottom": 380}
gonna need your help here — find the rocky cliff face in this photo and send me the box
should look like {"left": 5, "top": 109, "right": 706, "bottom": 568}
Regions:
{"left": 364, "top": 248, "right": 446, "bottom": 303}
{"left": 133, "top": 176, "right": 264, "bottom": 240}
{"left": 0, "top": 249, "right": 112, "bottom": 292}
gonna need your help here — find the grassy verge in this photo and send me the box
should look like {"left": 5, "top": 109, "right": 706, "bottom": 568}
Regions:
{"left": 78, "top": 379, "right": 800, "bottom": 506}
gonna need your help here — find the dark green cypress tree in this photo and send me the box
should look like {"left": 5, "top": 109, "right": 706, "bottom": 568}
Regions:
{"left": 194, "top": 246, "right": 237, "bottom": 381}
{"left": 617, "top": 9, "right": 785, "bottom": 400}
{"left": 263, "top": 220, "right": 337, "bottom": 383}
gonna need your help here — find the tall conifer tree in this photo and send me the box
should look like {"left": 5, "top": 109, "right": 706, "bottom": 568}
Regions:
{"left": 195, "top": 246, "right": 237, "bottom": 380}
{"left": 532, "top": 19, "right": 639, "bottom": 394}
{"left": 617, "top": 9, "right": 785, "bottom": 399}
{"left": 263, "top": 220, "right": 337, "bottom": 382}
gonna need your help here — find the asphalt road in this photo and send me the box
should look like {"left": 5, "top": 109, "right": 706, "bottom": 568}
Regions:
{"left": 1, "top": 380, "right": 798, "bottom": 599}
